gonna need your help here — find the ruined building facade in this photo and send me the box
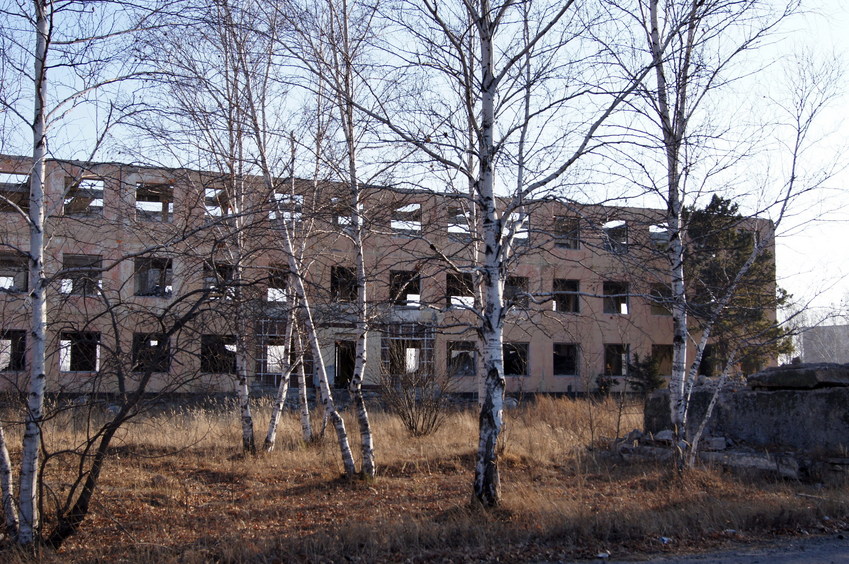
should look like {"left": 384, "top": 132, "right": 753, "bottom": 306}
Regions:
{"left": 0, "top": 155, "right": 776, "bottom": 396}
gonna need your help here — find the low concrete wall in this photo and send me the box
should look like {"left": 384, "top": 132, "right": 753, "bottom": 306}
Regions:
{"left": 645, "top": 387, "right": 849, "bottom": 457}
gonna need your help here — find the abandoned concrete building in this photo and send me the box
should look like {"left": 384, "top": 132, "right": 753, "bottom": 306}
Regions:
{"left": 0, "top": 155, "right": 777, "bottom": 396}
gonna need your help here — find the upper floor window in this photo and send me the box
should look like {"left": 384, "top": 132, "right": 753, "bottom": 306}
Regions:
{"left": 136, "top": 183, "right": 173, "bottom": 222}
{"left": 331, "top": 266, "right": 357, "bottom": 302}
{"left": 602, "top": 281, "right": 629, "bottom": 315}
{"left": 134, "top": 257, "right": 173, "bottom": 297}
{"left": 60, "top": 255, "right": 102, "bottom": 296}
{"left": 447, "top": 205, "right": 472, "bottom": 240}
{"left": 64, "top": 177, "right": 104, "bottom": 217}
{"left": 390, "top": 270, "right": 421, "bottom": 307}
{"left": 204, "top": 186, "right": 231, "bottom": 217}
{"left": 60, "top": 331, "right": 100, "bottom": 372}
{"left": 552, "top": 279, "right": 579, "bottom": 313}
{"left": 203, "top": 261, "right": 236, "bottom": 299}
{"left": 0, "top": 330, "right": 26, "bottom": 372}
{"left": 391, "top": 203, "right": 421, "bottom": 235}
{"left": 553, "top": 216, "right": 580, "bottom": 249}
{"left": 504, "top": 276, "right": 529, "bottom": 308}
{"left": 602, "top": 220, "right": 628, "bottom": 254}
{"left": 650, "top": 223, "right": 669, "bottom": 249}
{"left": 0, "top": 254, "right": 28, "bottom": 293}
{"left": 271, "top": 192, "right": 303, "bottom": 223}
{"left": 0, "top": 172, "right": 29, "bottom": 214}
{"left": 507, "top": 212, "right": 529, "bottom": 244}
{"left": 266, "top": 267, "right": 288, "bottom": 302}
{"left": 446, "top": 272, "right": 474, "bottom": 308}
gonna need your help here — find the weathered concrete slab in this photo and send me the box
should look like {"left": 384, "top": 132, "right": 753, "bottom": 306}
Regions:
{"left": 747, "top": 363, "right": 849, "bottom": 389}
{"left": 645, "top": 386, "right": 849, "bottom": 457}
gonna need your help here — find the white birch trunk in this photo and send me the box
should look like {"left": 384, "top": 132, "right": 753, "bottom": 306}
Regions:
{"left": 0, "top": 425, "right": 19, "bottom": 539}
{"left": 264, "top": 304, "right": 296, "bottom": 452}
{"left": 19, "top": 0, "right": 50, "bottom": 542}
{"left": 296, "top": 328, "right": 313, "bottom": 442}
{"left": 473, "top": 2, "right": 506, "bottom": 506}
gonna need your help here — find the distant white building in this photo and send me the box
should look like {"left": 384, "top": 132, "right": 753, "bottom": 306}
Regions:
{"left": 800, "top": 325, "right": 849, "bottom": 364}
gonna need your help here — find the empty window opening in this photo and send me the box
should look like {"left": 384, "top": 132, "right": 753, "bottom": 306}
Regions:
{"left": 504, "top": 276, "right": 529, "bottom": 308}
{"left": 0, "top": 172, "right": 29, "bottom": 214}
{"left": 650, "top": 284, "right": 672, "bottom": 316}
{"left": 331, "top": 198, "right": 362, "bottom": 230}
{"left": 381, "top": 324, "right": 434, "bottom": 384}
{"left": 271, "top": 192, "right": 303, "bottom": 223}
{"left": 603, "top": 343, "right": 629, "bottom": 376}
{"left": 201, "top": 334, "right": 237, "bottom": 373}
{"left": 331, "top": 266, "right": 357, "bottom": 302}
{"left": 64, "top": 177, "right": 104, "bottom": 217}
{"left": 204, "top": 186, "right": 231, "bottom": 217}
{"left": 446, "top": 272, "right": 474, "bottom": 308}
{"left": 554, "top": 216, "right": 580, "bottom": 249}
{"left": 136, "top": 183, "right": 173, "bottom": 222}
{"left": 650, "top": 223, "right": 669, "bottom": 248}
{"left": 447, "top": 341, "right": 476, "bottom": 377}
{"left": 391, "top": 203, "right": 422, "bottom": 234}
{"left": 203, "top": 261, "right": 236, "bottom": 299}
{"left": 132, "top": 333, "right": 170, "bottom": 373}
{"left": 553, "top": 279, "right": 579, "bottom": 313}
{"left": 0, "top": 254, "right": 27, "bottom": 293}
{"left": 553, "top": 343, "right": 579, "bottom": 376}
{"left": 652, "top": 344, "right": 674, "bottom": 376}
{"left": 134, "top": 257, "right": 173, "bottom": 297}
{"left": 255, "top": 334, "right": 289, "bottom": 387}
{"left": 60, "top": 332, "right": 100, "bottom": 372}
{"left": 698, "top": 344, "right": 718, "bottom": 377}
{"left": 387, "top": 339, "right": 422, "bottom": 379}
{"left": 60, "top": 255, "right": 102, "bottom": 296}
{"left": 335, "top": 340, "right": 356, "bottom": 389}
{"left": 603, "top": 220, "right": 628, "bottom": 254}
{"left": 507, "top": 212, "right": 529, "bottom": 244}
{"left": 503, "top": 342, "right": 529, "bottom": 376}
{"left": 390, "top": 270, "right": 421, "bottom": 307}
{"left": 447, "top": 205, "right": 472, "bottom": 239}
{"left": 266, "top": 267, "right": 288, "bottom": 302}
{"left": 0, "top": 330, "right": 26, "bottom": 372}
{"left": 603, "top": 281, "right": 629, "bottom": 315}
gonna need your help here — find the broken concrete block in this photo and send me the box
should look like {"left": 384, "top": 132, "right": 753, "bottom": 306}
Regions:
{"left": 653, "top": 429, "right": 675, "bottom": 443}
{"left": 702, "top": 436, "right": 726, "bottom": 451}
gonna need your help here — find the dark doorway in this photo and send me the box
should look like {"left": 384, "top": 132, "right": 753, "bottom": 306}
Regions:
{"left": 335, "top": 340, "right": 356, "bottom": 388}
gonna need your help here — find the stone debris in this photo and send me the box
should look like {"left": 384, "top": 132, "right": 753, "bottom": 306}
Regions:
{"left": 748, "top": 363, "right": 849, "bottom": 390}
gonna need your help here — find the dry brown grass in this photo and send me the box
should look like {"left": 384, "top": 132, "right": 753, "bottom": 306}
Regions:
{"left": 3, "top": 396, "right": 847, "bottom": 563}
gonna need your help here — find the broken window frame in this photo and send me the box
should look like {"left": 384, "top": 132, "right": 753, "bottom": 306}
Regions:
{"left": 0, "top": 172, "right": 30, "bottom": 214}
{"left": 553, "top": 216, "right": 580, "bottom": 249}
{"left": 602, "top": 280, "right": 629, "bottom": 315}
{"left": 266, "top": 267, "right": 288, "bottom": 302}
{"left": 553, "top": 343, "right": 579, "bottom": 376}
{"left": 135, "top": 183, "right": 174, "bottom": 223}
{"left": 204, "top": 186, "right": 232, "bottom": 218}
{"left": 603, "top": 343, "right": 629, "bottom": 376}
{"left": 0, "top": 330, "right": 26, "bottom": 372}
{"left": 503, "top": 342, "right": 529, "bottom": 377}
{"left": 391, "top": 202, "right": 422, "bottom": 235}
{"left": 63, "top": 177, "right": 105, "bottom": 217}
{"left": 506, "top": 212, "right": 530, "bottom": 245}
{"left": 60, "top": 255, "right": 102, "bottom": 296}
{"left": 447, "top": 340, "right": 476, "bottom": 378}
{"left": 134, "top": 257, "right": 173, "bottom": 297}
{"left": 200, "top": 334, "right": 237, "bottom": 374}
{"left": 446, "top": 272, "right": 474, "bottom": 308}
{"left": 447, "top": 205, "right": 472, "bottom": 240}
{"left": 132, "top": 333, "right": 170, "bottom": 373}
{"left": 0, "top": 253, "right": 28, "bottom": 294}
{"left": 59, "top": 331, "right": 100, "bottom": 372}
{"left": 602, "top": 220, "right": 628, "bottom": 254}
{"left": 650, "top": 223, "right": 669, "bottom": 249}
{"left": 552, "top": 279, "right": 579, "bottom": 313}
{"left": 330, "top": 265, "right": 357, "bottom": 302}
{"left": 389, "top": 270, "right": 421, "bottom": 307}
{"left": 270, "top": 192, "right": 303, "bottom": 223}
{"left": 504, "top": 275, "right": 529, "bottom": 308}
{"left": 203, "top": 261, "right": 236, "bottom": 300}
